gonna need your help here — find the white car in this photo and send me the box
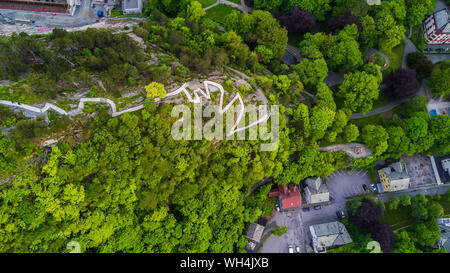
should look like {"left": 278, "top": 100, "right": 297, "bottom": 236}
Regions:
{"left": 275, "top": 203, "right": 280, "bottom": 212}
{"left": 288, "top": 245, "right": 294, "bottom": 253}
{"left": 296, "top": 246, "right": 300, "bottom": 253}
{"left": 371, "top": 184, "right": 377, "bottom": 191}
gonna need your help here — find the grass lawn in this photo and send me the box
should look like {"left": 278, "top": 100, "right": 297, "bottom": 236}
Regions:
{"left": 350, "top": 110, "right": 391, "bottom": 129}
{"left": 204, "top": 4, "right": 242, "bottom": 25}
{"left": 371, "top": 89, "right": 392, "bottom": 109}
{"left": 288, "top": 33, "right": 304, "bottom": 47}
{"left": 382, "top": 41, "right": 406, "bottom": 77}
{"left": 438, "top": 199, "right": 450, "bottom": 215}
{"left": 381, "top": 205, "right": 415, "bottom": 231}
{"left": 198, "top": 0, "right": 217, "bottom": 8}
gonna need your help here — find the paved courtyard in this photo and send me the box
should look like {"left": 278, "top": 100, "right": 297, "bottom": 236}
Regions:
{"left": 259, "top": 209, "right": 307, "bottom": 253}
{"left": 402, "top": 155, "right": 438, "bottom": 188}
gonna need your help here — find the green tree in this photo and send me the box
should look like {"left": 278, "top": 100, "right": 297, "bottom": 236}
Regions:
{"left": 343, "top": 124, "right": 359, "bottom": 142}
{"left": 272, "top": 225, "right": 288, "bottom": 236}
{"left": 413, "top": 220, "right": 441, "bottom": 248}
{"left": 186, "top": 1, "right": 205, "bottom": 22}
{"left": 145, "top": 82, "right": 167, "bottom": 98}
{"left": 387, "top": 196, "right": 400, "bottom": 210}
{"left": 337, "top": 71, "right": 380, "bottom": 114}
{"left": 361, "top": 125, "right": 389, "bottom": 156}
{"left": 293, "top": 58, "right": 328, "bottom": 88}
{"left": 393, "top": 230, "right": 421, "bottom": 253}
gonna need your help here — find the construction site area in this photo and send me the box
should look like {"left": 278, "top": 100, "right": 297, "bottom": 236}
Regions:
{"left": 0, "top": 0, "right": 73, "bottom": 14}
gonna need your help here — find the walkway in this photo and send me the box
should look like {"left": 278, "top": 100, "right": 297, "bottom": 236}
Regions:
{"left": 403, "top": 36, "right": 419, "bottom": 68}
{"left": 0, "top": 77, "right": 272, "bottom": 137}
{"left": 203, "top": 0, "right": 253, "bottom": 14}
{"left": 350, "top": 97, "right": 409, "bottom": 119}
{"left": 318, "top": 143, "right": 372, "bottom": 158}
{"left": 367, "top": 48, "right": 390, "bottom": 71}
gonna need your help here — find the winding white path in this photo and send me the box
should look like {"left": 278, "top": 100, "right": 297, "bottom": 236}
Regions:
{"left": 0, "top": 80, "right": 270, "bottom": 136}
{"left": 165, "top": 80, "right": 270, "bottom": 136}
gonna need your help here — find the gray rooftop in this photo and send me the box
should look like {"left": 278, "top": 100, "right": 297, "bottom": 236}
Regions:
{"left": 311, "top": 221, "right": 352, "bottom": 248}
{"left": 433, "top": 8, "right": 450, "bottom": 34}
{"left": 381, "top": 162, "right": 410, "bottom": 181}
{"left": 305, "top": 177, "right": 329, "bottom": 195}
{"left": 123, "top": 0, "right": 139, "bottom": 9}
{"left": 245, "top": 222, "right": 264, "bottom": 243}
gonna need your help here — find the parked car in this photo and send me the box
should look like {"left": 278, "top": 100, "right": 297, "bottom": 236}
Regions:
{"left": 313, "top": 205, "right": 322, "bottom": 210}
{"left": 371, "top": 184, "right": 377, "bottom": 191}
{"left": 424, "top": 48, "right": 432, "bottom": 52}
{"left": 275, "top": 203, "right": 280, "bottom": 212}
{"left": 436, "top": 48, "right": 445, "bottom": 52}
{"left": 296, "top": 246, "right": 300, "bottom": 253}
{"left": 362, "top": 184, "right": 368, "bottom": 191}
{"left": 302, "top": 207, "right": 310, "bottom": 212}
{"left": 336, "top": 210, "right": 345, "bottom": 220}
{"left": 288, "top": 245, "right": 294, "bottom": 253}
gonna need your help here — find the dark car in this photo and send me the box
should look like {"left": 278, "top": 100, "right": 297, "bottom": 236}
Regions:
{"left": 362, "top": 184, "right": 368, "bottom": 191}
{"left": 302, "top": 207, "right": 310, "bottom": 212}
{"left": 313, "top": 205, "right": 322, "bottom": 210}
{"left": 336, "top": 211, "right": 345, "bottom": 219}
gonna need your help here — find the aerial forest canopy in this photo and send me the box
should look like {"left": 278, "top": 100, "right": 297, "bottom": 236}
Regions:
{"left": 0, "top": 0, "right": 449, "bottom": 253}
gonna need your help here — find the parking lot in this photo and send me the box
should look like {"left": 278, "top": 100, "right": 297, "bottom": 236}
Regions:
{"left": 260, "top": 170, "right": 373, "bottom": 253}
{"left": 402, "top": 155, "right": 438, "bottom": 188}
{"left": 326, "top": 170, "right": 374, "bottom": 201}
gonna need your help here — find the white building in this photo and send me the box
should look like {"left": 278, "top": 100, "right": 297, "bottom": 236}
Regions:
{"left": 122, "top": 0, "right": 142, "bottom": 14}
{"left": 423, "top": 8, "right": 450, "bottom": 45}
{"left": 304, "top": 177, "right": 329, "bottom": 204}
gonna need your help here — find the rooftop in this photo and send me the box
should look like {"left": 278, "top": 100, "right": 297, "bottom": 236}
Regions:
{"left": 245, "top": 222, "right": 265, "bottom": 243}
{"left": 279, "top": 184, "right": 301, "bottom": 209}
{"left": 305, "top": 177, "right": 329, "bottom": 195}
{"left": 310, "top": 221, "right": 352, "bottom": 252}
{"left": 433, "top": 8, "right": 450, "bottom": 34}
{"left": 380, "top": 162, "right": 410, "bottom": 181}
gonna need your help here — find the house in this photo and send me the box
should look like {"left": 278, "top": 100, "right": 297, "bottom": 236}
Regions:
{"left": 378, "top": 161, "right": 410, "bottom": 192}
{"left": 245, "top": 222, "right": 265, "bottom": 251}
{"left": 309, "top": 221, "right": 353, "bottom": 253}
{"left": 122, "top": 0, "right": 142, "bottom": 14}
{"left": 304, "top": 177, "right": 330, "bottom": 204}
{"left": 436, "top": 218, "right": 450, "bottom": 253}
{"left": 269, "top": 184, "right": 301, "bottom": 210}
{"left": 423, "top": 8, "right": 450, "bottom": 45}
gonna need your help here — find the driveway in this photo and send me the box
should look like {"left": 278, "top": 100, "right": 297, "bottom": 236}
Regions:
{"left": 423, "top": 53, "right": 450, "bottom": 64}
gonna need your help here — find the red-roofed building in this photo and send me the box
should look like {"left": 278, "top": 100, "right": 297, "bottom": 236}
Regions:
{"left": 269, "top": 184, "right": 301, "bottom": 210}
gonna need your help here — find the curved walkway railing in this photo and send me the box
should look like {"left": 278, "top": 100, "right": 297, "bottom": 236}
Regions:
{"left": 1, "top": 80, "right": 270, "bottom": 136}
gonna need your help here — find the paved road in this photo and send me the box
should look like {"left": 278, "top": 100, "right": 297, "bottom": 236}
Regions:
{"left": 377, "top": 183, "right": 450, "bottom": 202}
{"left": 403, "top": 36, "right": 419, "bottom": 68}
{"left": 350, "top": 97, "right": 409, "bottom": 119}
